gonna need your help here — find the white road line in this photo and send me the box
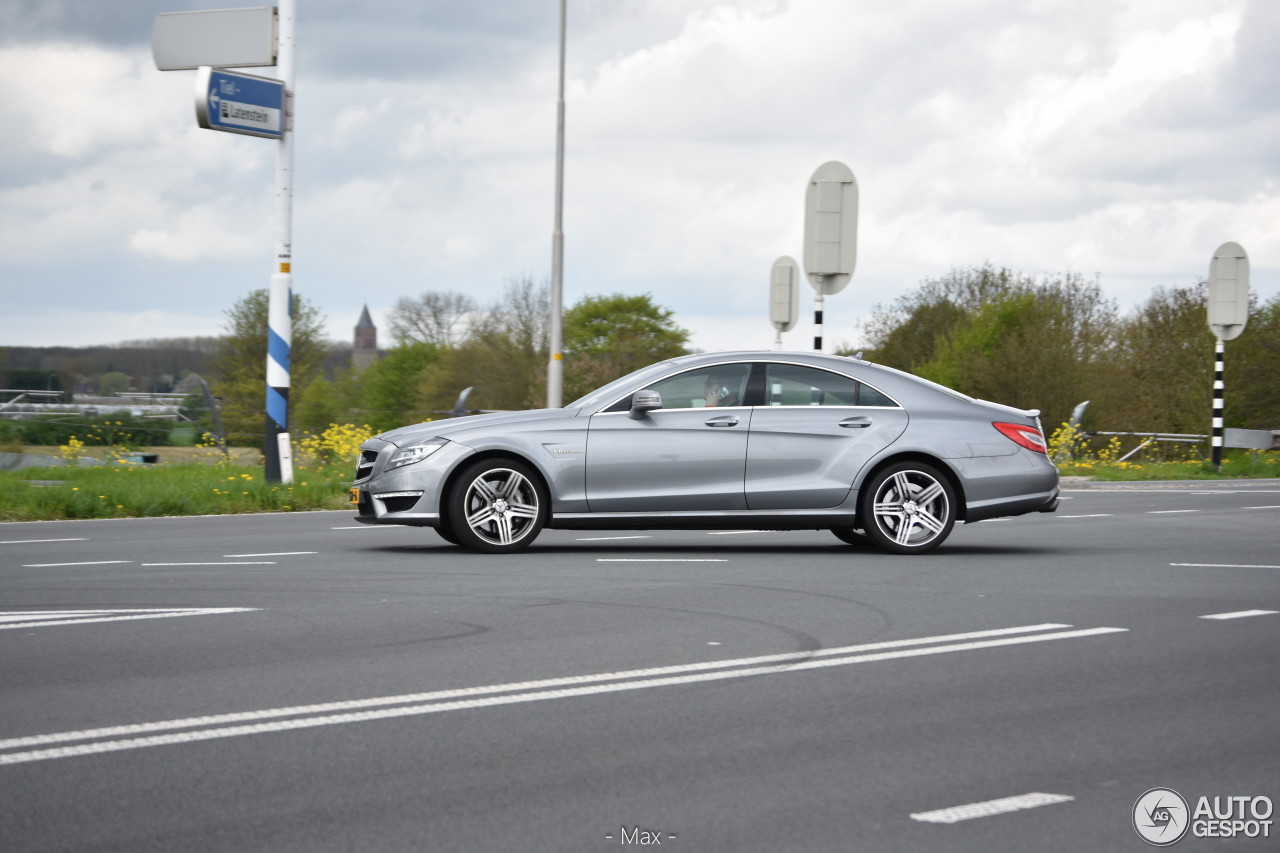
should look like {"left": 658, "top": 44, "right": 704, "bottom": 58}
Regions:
{"left": 1200, "top": 610, "right": 1278, "bottom": 620}
{"left": 1244, "top": 506, "right": 1280, "bottom": 510}
{"left": 1147, "top": 510, "right": 1199, "bottom": 514}
{"left": 574, "top": 536, "right": 653, "bottom": 541}
{"left": 705, "top": 530, "right": 770, "bottom": 535}
{"left": 1171, "top": 563, "right": 1280, "bottom": 570}
{"left": 910, "top": 792, "right": 1074, "bottom": 824}
{"left": 223, "top": 552, "right": 317, "bottom": 557}
{"left": 597, "top": 558, "right": 728, "bottom": 562}
{"left": 139, "top": 562, "right": 277, "bottom": 566}
{"left": 21, "top": 561, "right": 132, "bottom": 568}
{"left": 330, "top": 525, "right": 397, "bottom": 530}
{"left": 0, "top": 538, "right": 87, "bottom": 545}
{"left": 1057, "top": 514, "right": 1113, "bottom": 519}
{"left": 0, "top": 608, "right": 259, "bottom": 631}
{"left": 0, "top": 623, "right": 1124, "bottom": 766}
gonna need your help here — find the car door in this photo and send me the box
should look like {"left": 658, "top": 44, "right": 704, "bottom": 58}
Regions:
{"left": 745, "top": 362, "right": 908, "bottom": 509}
{"left": 585, "top": 363, "right": 752, "bottom": 512}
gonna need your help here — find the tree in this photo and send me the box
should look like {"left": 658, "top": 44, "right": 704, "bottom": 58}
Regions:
{"left": 562, "top": 292, "right": 691, "bottom": 401}
{"left": 1227, "top": 293, "right": 1280, "bottom": 429}
{"left": 387, "top": 290, "right": 476, "bottom": 348}
{"left": 98, "top": 372, "right": 130, "bottom": 396}
{"left": 862, "top": 266, "right": 1117, "bottom": 431}
{"left": 211, "top": 290, "right": 329, "bottom": 446}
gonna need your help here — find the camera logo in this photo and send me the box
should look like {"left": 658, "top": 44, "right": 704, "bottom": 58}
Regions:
{"left": 1134, "top": 788, "right": 1190, "bottom": 846}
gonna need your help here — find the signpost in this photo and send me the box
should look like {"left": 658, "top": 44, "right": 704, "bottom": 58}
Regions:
{"left": 1207, "top": 242, "right": 1250, "bottom": 471}
{"left": 769, "top": 256, "right": 800, "bottom": 349}
{"left": 802, "top": 161, "right": 858, "bottom": 352}
{"left": 152, "top": 1, "right": 295, "bottom": 483}
{"left": 194, "top": 67, "right": 285, "bottom": 139}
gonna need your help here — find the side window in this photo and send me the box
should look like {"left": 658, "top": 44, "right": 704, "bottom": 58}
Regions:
{"left": 857, "top": 383, "right": 898, "bottom": 407}
{"left": 764, "top": 364, "right": 857, "bottom": 406}
{"left": 602, "top": 364, "right": 752, "bottom": 412}
{"left": 639, "top": 364, "right": 751, "bottom": 409}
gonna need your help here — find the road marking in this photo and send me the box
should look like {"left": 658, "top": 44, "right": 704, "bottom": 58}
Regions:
{"left": 1244, "top": 506, "right": 1280, "bottom": 510}
{"left": 1147, "top": 510, "right": 1199, "bottom": 514}
{"left": 0, "top": 538, "right": 87, "bottom": 545}
{"left": 1200, "top": 610, "right": 1278, "bottom": 620}
{"left": 911, "top": 792, "right": 1074, "bottom": 824}
{"left": 705, "top": 530, "right": 770, "bottom": 535}
{"left": 139, "top": 562, "right": 277, "bottom": 566}
{"left": 331, "top": 525, "right": 398, "bottom": 530}
{"left": 597, "top": 558, "right": 728, "bottom": 562}
{"left": 21, "top": 561, "right": 132, "bottom": 568}
{"left": 574, "top": 535, "right": 653, "bottom": 541}
{"left": 223, "top": 552, "right": 317, "bottom": 557}
{"left": 0, "top": 608, "right": 259, "bottom": 631}
{"left": 1057, "top": 514, "right": 1113, "bottom": 519}
{"left": 1171, "top": 563, "right": 1280, "bottom": 569}
{"left": 0, "top": 623, "right": 1124, "bottom": 766}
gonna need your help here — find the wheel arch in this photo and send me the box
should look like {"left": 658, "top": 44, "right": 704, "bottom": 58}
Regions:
{"left": 437, "top": 449, "right": 552, "bottom": 532}
{"left": 855, "top": 451, "right": 968, "bottom": 524}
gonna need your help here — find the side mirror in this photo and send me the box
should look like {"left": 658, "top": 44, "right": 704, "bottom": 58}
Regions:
{"left": 628, "top": 390, "right": 662, "bottom": 420}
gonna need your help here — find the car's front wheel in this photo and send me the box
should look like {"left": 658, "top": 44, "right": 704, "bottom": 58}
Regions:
{"left": 859, "top": 462, "right": 956, "bottom": 554}
{"left": 447, "top": 459, "right": 547, "bottom": 553}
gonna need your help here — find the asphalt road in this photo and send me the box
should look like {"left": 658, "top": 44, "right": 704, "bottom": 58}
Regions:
{"left": 1, "top": 481, "right": 1278, "bottom": 852}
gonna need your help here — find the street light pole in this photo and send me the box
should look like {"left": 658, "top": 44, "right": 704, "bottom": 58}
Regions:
{"left": 546, "top": 0, "right": 567, "bottom": 408}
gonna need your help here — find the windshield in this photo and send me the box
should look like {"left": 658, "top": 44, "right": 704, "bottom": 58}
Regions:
{"left": 565, "top": 359, "right": 682, "bottom": 411}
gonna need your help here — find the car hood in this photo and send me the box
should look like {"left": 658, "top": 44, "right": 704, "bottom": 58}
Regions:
{"left": 374, "top": 408, "right": 578, "bottom": 447}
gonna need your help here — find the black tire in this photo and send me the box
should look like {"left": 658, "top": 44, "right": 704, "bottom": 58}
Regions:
{"left": 831, "top": 527, "right": 873, "bottom": 547}
{"left": 858, "top": 461, "right": 956, "bottom": 554}
{"left": 446, "top": 459, "right": 547, "bottom": 553}
{"left": 435, "top": 526, "right": 462, "bottom": 546}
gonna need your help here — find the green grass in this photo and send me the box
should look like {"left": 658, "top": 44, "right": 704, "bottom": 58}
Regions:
{"left": 1056, "top": 452, "right": 1280, "bottom": 481}
{"left": 0, "top": 462, "right": 353, "bottom": 522}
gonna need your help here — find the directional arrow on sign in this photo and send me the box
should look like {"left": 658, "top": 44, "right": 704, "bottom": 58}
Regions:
{"left": 0, "top": 608, "right": 259, "bottom": 630}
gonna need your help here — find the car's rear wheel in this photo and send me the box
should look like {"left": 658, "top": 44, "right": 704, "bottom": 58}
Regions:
{"left": 859, "top": 462, "right": 956, "bottom": 554}
{"left": 447, "top": 459, "right": 547, "bottom": 553}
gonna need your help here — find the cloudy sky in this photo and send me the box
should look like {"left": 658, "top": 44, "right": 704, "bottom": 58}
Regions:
{"left": 2, "top": 0, "right": 1277, "bottom": 356}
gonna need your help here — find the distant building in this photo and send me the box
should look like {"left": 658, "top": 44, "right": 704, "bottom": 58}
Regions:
{"left": 353, "top": 305, "right": 378, "bottom": 371}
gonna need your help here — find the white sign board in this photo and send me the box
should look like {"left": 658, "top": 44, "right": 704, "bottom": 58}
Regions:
{"left": 152, "top": 7, "right": 277, "bottom": 71}
{"left": 802, "top": 161, "right": 858, "bottom": 295}
{"left": 769, "top": 256, "right": 801, "bottom": 332}
{"left": 1208, "top": 241, "right": 1250, "bottom": 341}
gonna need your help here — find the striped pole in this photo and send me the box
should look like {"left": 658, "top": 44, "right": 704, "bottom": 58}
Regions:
{"left": 264, "top": 0, "right": 295, "bottom": 484}
{"left": 814, "top": 292, "right": 824, "bottom": 352}
{"left": 1211, "top": 338, "right": 1224, "bottom": 472}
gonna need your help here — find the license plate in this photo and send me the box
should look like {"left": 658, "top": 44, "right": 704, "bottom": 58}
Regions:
{"left": 349, "top": 488, "right": 361, "bottom": 505}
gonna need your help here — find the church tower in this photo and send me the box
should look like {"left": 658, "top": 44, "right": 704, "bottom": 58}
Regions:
{"left": 353, "top": 304, "right": 378, "bottom": 371}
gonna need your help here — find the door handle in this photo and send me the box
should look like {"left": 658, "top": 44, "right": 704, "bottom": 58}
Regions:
{"left": 838, "top": 416, "right": 872, "bottom": 429}
{"left": 705, "top": 416, "right": 740, "bottom": 427}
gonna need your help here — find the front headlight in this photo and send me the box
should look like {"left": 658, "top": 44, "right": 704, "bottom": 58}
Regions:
{"left": 387, "top": 440, "right": 447, "bottom": 470}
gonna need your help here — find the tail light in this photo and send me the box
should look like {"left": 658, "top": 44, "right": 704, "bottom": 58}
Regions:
{"left": 993, "top": 422, "right": 1048, "bottom": 454}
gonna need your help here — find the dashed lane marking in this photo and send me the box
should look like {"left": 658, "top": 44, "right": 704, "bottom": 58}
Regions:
{"left": 1200, "top": 610, "right": 1278, "bottom": 620}
{"left": 0, "top": 608, "right": 259, "bottom": 630}
{"left": 911, "top": 792, "right": 1074, "bottom": 824}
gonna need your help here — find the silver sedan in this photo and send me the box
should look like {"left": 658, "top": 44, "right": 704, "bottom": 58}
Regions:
{"left": 350, "top": 351, "right": 1059, "bottom": 554}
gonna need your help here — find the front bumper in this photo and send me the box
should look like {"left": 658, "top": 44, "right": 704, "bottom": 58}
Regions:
{"left": 350, "top": 438, "right": 474, "bottom": 526}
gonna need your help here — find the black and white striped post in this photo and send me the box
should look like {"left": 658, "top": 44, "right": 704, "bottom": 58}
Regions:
{"left": 1211, "top": 339, "right": 1225, "bottom": 470}
{"left": 802, "top": 161, "right": 858, "bottom": 352}
{"left": 813, "top": 293, "right": 824, "bottom": 351}
{"left": 1206, "top": 242, "right": 1250, "bottom": 474}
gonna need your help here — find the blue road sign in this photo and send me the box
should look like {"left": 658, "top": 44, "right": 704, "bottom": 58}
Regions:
{"left": 194, "top": 66, "right": 285, "bottom": 139}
